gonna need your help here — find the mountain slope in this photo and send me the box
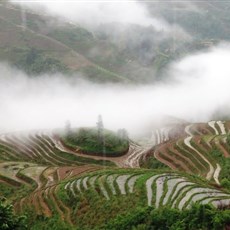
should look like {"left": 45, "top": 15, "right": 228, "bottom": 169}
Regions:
{"left": 0, "top": 3, "right": 130, "bottom": 82}
{"left": 2, "top": 1, "right": 230, "bottom": 83}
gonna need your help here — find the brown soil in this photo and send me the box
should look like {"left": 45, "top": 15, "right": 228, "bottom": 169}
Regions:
{"left": 57, "top": 166, "right": 76, "bottom": 181}
{"left": 194, "top": 123, "right": 214, "bottom": 135}
{"left": 54, "top": 185, "right": 73, "bottom": 225}
{"left": 216, "top": 140, "right": 230, "bottom": 158}
{"left": 67, "top": 166, "right": 101, "bottom": 179}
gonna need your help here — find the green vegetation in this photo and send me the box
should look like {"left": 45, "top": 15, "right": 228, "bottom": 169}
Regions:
{"left": 140, "top": 154, "right": 169, "bottom": 170}
{"left": 2, "top": 1, "right": 230, "bottom": 83}
{"left": 0, "top": 198, "right": 27, "bottom": 230}
{"left": 0, "top": 182, "right": 37, "bottom": 203}
{"left": 219, "top": 157, "right": 230, "bottom": 190}
{"left": 208, "top": 146, "right": 230, "bottom": 191}
{"left": 61, "top": 127, "right": 129, "bottom": 157}
{"left": 101, "top": 204, "right": 230, "bottom": 230}
{"left": 14, "top": 48, "right": 68, "bottom": 76}
{"left": 54, "top": 148, "right": 115, "bottom": 166}
{"left": 22, "top": 206, "right": 74, "bottom": 230}
{"left": 80, "top": 65, "right": 128, "bottom": 83}
{"left": 220, "top": 137, "right": 230, "bottom": 189}
{"left": 47, "top": 27, "right": 94, "bottom": 47}
{"left": 31, "top": 218, "right": 74, "bottom": 230}
{"left": 29, "top": 216, "right": 74, "bottom": 230}
{"left": 0, "top": 183, "right": 16, "bottom": 199}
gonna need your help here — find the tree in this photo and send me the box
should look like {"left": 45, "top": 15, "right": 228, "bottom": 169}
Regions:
{"left": 65, "top": 120, "right": 71, "bottom": 135}
{"left": 15, "top": 48, "right": 68, "bottom": 75}
{"left": 96, "top": 115, "right": 106, "bottom": 154}
{"left": 64, "top": 120, "right": 73, "bottom": 141}
{"left": 221, "top": 178, "right": 230, "bottom": 190}
{"left": 96, "top": 115, "right": 104, "bottom": 144}
{"left": 0, "top": 198, "right": 27, "bottom": 229}
{"left": 117, "top": 129, "right": 129, "bottom": 144}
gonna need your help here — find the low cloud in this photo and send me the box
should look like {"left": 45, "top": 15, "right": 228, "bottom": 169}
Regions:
{"left": 1, "top": 43, "right": 230, "bottom": 136}
{"left": 11, "top": 0, "right": 188, "bottom": 35}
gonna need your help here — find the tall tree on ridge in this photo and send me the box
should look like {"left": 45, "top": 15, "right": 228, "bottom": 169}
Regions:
{"left": 97, "top": 115, "right": 104, "bottom": 145}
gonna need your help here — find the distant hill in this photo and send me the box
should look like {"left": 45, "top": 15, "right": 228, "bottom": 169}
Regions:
{"left": 2, "top": 1, "right": 230, "bottom": 83}
{"left": 0, "top": 2, "right": 130, "bottom": 82}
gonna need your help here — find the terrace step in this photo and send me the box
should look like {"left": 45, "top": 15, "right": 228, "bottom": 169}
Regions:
{"left": 116, "top": 174, "right": 131, "bottom": 195}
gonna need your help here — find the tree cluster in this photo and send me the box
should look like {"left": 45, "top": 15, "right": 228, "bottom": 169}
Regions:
{"left": 0, "top": 198, "right": 27, "bottom": 230}
{"left": 15, "top": 48, "right": 68, "bottom": 76}
{"left": 101, "top": 204, "right": 230, "bottom": 230}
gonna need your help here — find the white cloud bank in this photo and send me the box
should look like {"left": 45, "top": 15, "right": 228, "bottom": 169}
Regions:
{"left": 1, "top": 44, "right": 230, "bottom": 135}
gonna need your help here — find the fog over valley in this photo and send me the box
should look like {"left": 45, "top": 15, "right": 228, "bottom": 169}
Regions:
{"left": 1, "top": 44, "right": 230, "bottom": 135}
{"left": 0, "top": 0, "right": 229, "bottom": 136}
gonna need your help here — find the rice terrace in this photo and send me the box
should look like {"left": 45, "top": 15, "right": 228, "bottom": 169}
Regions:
{"left": 1, "top": 120, "right": 230, "bottom": 229}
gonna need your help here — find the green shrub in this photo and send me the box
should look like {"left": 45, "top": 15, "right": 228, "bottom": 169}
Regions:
{"left": 101, "top": 204, "right": 230, "bottom": 230}
{"left": 0, "top": 198, "right": 27, "bottom": 230}
{"left": 15, "top": 48, "right": 68, "bottom": 75}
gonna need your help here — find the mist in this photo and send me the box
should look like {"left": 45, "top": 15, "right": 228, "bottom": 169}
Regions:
{"left": 10, "top": 0, "right": 189, "bottom": 37}
{"left": 7, "top": 0, "right": 191, "bottom": 81}
{"left": 1, "top": 43, "right": 230, "bottom": 135}
{"left": 11, "top": 0, "right": 168, "bottom": 29}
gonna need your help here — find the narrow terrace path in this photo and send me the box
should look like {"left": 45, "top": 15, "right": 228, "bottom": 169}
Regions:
{"left": 213, "top": 163, "right": 221, "bottom": 185}
{"left": 216, "top": 121, "right": 226, "bottom": 135}
{"left": 208, "top": 121, "right": 219, "bottom": 135}
{"left": 184, "top": 125, "right": 215, "bottom": 181}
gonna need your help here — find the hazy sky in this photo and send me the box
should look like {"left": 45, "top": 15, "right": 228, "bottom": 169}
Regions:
{"left": 1, "top": 44, "right": 230, "bottom": 135}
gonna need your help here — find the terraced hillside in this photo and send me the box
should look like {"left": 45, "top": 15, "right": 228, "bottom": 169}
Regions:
{"left": 1, "top": 121, "right": 230, "bottom": 229}
{"left": 143, "top": 121, "right": 230, "bottom": 186}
